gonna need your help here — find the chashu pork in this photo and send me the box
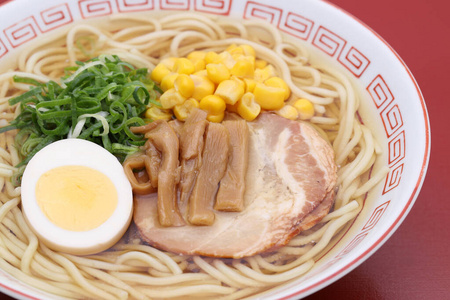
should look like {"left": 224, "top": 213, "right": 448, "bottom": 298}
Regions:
{"left": 134, "top": 113, "right": 337, "bottom": 258}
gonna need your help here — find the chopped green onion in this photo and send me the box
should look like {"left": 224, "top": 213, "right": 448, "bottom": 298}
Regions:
{"left": 1, "top": 55, "right": 162, "bottom": 184}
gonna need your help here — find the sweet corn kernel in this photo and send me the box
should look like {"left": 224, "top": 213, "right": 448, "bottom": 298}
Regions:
{"left": 226, "top": 44, "right": 243, "bottom": 55}
{"left": 214, "top": 79, "right": 245, "bottom": 105}
{"left": 237, "top": 92, "right": 261, "bottom": 121}
{"left": 159, "top": 88, "right": 186, "bottom": 109}
{"left": 160, "top": 73, "right": 178, "bottom": 91}
{"left": 190, "top": 75, "right": 215, "bottom": 101}
{"left": 187, "top": 51, "right": 207, "bottom": 72}
{"left": 230, "top": 76, "right": 246, "bottom": 91}
{"left": 160, "top": 57, "right": 177, "bottom": 70}
{"left": 187, "top": 51, "right": 206, "bottom": 61}
{"left": 276, "top": 105, "right": 298, "bottom": 120}
{"left": 191, "top": 58, "right": 206, "bottom": 72}
{"left": 231, "top": 53, "right": 244, "bottom": 63}
{"left": 173, "top": 98, "right": 200, "bottom": 121}
{"left": 193, "top": 69, "right": 208, "bottom": 77}
{"left": 199, "top": 95, "right": 226, "bottom": 116}
{"left": 145, "top": 106, "right": 173, "bottom": 121}
{"left": 150, "top": 63, "right": 171, "bottom": 83}
{"left": 205, "top": 51, "right": 221, "bottom": 64}
{"left": 294, "top": 98, "right": 315, "bottom": 120}
{"left": 173, "top": 58, "right": 195, "bottom": 75}
{"left": 255, "top": 59, "right": 268, "bottom": 69}
{"left": 230, "top": 60, "right": 254, "bottom": 78}
{"left": 226, "top": 44, "right": 237, "bottom": 50}
{"left": 254, "top": 65, "right": 276, "bottom": 82}
{"left": 206, "top": 63, "right": 230, "bottom": 84}
{"left": 206, "top": 113, "right": 225, "bottom": 123}
{"left": 226, "top": 103, "right": 238, "bottom": 113}
{"left": 218, "top": 51, "right": 235, "bottom": 69}
{"left": 240, "top": 44, "right": 256, "bottom": 57}
{"left": 174, "top": 74, "right": 195, "bottom": 98}
{"left": 232, "top": 55, "right": 255, "bottom": 71}
{"left": 243, "top": 78, "right": 257, "bottom": 93}
{"left": 253, "top": 83, "right": 285, "bottom": 110}
{"left": 265, "top": 77, "right": 290, "bottom": 100}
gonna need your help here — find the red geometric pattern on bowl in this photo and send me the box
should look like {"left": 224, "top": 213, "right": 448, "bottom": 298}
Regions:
{"left": 116, "top": 0, "right": 154, "bottom": 12}
{"left": 78, "top": 0, "right": 113, "bottom": 19}
{"left": 3, "top": 16, "right": 40, "bottom": 48}
{"left": 336, "top": 231, "right": 369, "bottom": 259}
{"left": 243, "top": 1, "right": 282, "bottom": 25}
{"left": 388, "top": 130, "right": 405, "bottom": 166}
{"left": 338, "top": 46, "right": 370, "bottom": 78}
{"left": 243, "top": 3, "right": 371, "bottom": 80}
{"left": 367, "top": 74, "right": 395, "bottom": 109}
{"left": 361, "top": 201, "right": 390, "bottom": 231}
{"left": 194, "top": 0, "right": 232, "bottom": 15}
{"left": 366, "top": 73, "right": 405, "bottom": 196}
{"left": 278, "top": 11, "right": 315, "bottom": 41}
{"left": 383, "top": 163, "right": 404, "bottom": 194}
{"left": 39, "top": 3, "right": 73, "bottom": 32}
{"left": 0, "top": 38, "right": 7, "bottom": 59}
{"left": 381, "top": 103, "right": 403, "bottom": 138}
{"left": 312, "top": 25, "right": 346, "bottom": 57}
{"left": 159, "top": 0, "right": 190, "bottom": 11}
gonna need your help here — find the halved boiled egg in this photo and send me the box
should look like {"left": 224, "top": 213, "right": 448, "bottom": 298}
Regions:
{"left": 21, "top": 139, "right": 133, "bottom": 255}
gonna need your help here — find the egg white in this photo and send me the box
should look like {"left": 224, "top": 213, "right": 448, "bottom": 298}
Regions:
{"left": 21, "top": 138, "right": 133, "bottom": 255}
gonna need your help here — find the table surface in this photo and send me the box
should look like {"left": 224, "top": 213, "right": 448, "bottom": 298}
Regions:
{"left": 0, "top": 0, "right": 448, "bottom": 299}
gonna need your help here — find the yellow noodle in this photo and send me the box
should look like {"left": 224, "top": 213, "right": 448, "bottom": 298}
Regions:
{"left": 137, "top": 284, "right": 236, "bottom": 298}
{"left": 0, "top": 257, "right": 79, "bottom": 298}
{"left": 24, "top": 48, "right": 69, "bottom": 73}
{"left": 111, "top": 271, "right": 213, "bottom": 286}
{"left": 232, "top": 259, "right": 314, "bottom": 283}
{"left": 255, "top": 252, "right": 307, "bottom": 273}
{"left": 40, "top": 245, "right": 118, "bottom": 300}
{"left": 0, "top": 71, "right": 50, "bottom": 84}
{"left": 320, "top": 200, "right": 360, "bottom": 224}
{"left": 115, "top": 251, "right": 172, "bottom": 273}
{"left": 193, "top": 256, "right": 247, "bottom": 289}
{"left": 62, "top": 254, "right": 143, "bottom": 272}
{"left": 0, "top": 215, "right": 27, "bottom": 242}
{"left": 354, "top": 166, "right": 390, "bottom": 197}
{"left": 114, "top": 244, "right": 183, "bottom": 275}
{"left": 212, "top": 260, "right": 265, "bottom": 287}
{"left": 112, "top": 25, "right": 160, "bottom": 41}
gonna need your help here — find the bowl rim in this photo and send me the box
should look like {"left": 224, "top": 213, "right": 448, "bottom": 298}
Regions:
{"left": 0, "top": 0, "right": 430, "bottom": 299}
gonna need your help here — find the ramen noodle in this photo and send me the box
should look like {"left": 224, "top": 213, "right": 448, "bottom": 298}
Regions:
{"left": 0, "top": 12, "right": 389, "bottom": 300}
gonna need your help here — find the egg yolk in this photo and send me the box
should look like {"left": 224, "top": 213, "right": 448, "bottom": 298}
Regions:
{"left": 35, "top": 165, "right": 118, "bottom": 231}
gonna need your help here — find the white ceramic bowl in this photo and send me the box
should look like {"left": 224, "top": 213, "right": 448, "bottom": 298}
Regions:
{"left": 0, "top": 0, "right": 430, "bottom": 299}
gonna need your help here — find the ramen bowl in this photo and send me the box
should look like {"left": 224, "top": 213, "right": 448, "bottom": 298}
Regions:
{"left": 0, "top": 0, "right": 429, "bottom": 299}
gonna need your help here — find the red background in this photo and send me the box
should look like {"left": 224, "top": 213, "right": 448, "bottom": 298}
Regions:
{"left": 0, "top": 0, "right": 448, "bottom": 299}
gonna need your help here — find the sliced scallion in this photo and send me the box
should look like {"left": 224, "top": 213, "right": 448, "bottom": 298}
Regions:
{"left": 1, "top": 55, "right": 161, "bottom": 184}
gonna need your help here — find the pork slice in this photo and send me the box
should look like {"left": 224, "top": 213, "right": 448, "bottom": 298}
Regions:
{"left": 144, "top": 120, "right": 185, "bottom": 227}
{"left": 178, "top": 109, "right": 208, "bottom": 203}
{"left": 187, "top": 122, "right": 229, "bottom": 226}
{"left": 134, "top": 113, "right": 337, "bottom": 258}
{"left": 214, "top": 119, "right": 249, "bottom": 212}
